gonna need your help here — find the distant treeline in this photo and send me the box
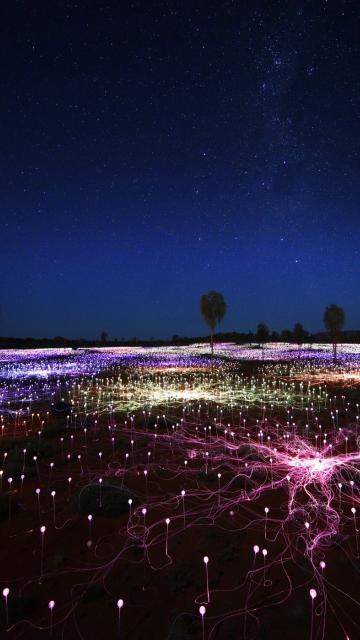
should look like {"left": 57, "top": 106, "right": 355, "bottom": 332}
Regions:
{"left": 1, "top": 329, "right": 360, "bottom": 349}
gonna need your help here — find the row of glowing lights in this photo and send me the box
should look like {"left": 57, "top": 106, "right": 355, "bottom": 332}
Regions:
{"left": 2, "top": 342, "right": 360, "bottom": 379}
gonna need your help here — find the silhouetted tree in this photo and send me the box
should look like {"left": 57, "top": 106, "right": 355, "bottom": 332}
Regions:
{"left": 293, "top": 322, "right": 308, "bottom": 345}
{"left": 323, "top": 304, "right": 345, "bottom": 361}
{"left": 281, "top": 329, "right": 292, "bottom": 342}
{"left": 256, "top": 323, "right": 270, "bottom": 348}
{"left": 101, "top": 331, "right": 108, "bottom": 343}
{"left": 200, "top": 291, "right": 227, "bottom": 355}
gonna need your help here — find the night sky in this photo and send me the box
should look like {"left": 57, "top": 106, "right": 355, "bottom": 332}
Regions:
{"left": 2, "top": 1, "right": 360, "bottom": 340}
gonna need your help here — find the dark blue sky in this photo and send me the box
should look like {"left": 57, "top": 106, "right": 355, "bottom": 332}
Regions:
{"left": 1, "top": 1, "right": 360, "bottom": 339}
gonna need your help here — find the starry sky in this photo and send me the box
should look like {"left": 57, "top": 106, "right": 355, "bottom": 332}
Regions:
{"left": 1, "top": 1, "right": 360, "bottom": 340}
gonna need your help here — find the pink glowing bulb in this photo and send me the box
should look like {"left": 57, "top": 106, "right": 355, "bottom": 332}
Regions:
{"left": 309, "top": 588, "right": 317, "bottom": 600}
{"left": 2, "top": 588, "right": 9, "bottom": 625}
{"left": 253, "top": 545, "right": 259, "bottom": 554}
{"left": 203, "top": 556, "right": 210, "bottom": 603}
{"left": 117, "top": 598, "right": 124, "bottom": 609}
{"left": 39, "top": 524, "right": 46, "bottom": 578}
{"left": 199, "top": 604, "right": 206, "bottom": 640}
{"left": 48, "top": 598, "right": 56, "bottom": 637}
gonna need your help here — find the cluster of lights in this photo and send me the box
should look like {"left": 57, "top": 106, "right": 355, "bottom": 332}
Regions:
{"left": 0, "top": 344, "right": 360, "bottom": 638}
